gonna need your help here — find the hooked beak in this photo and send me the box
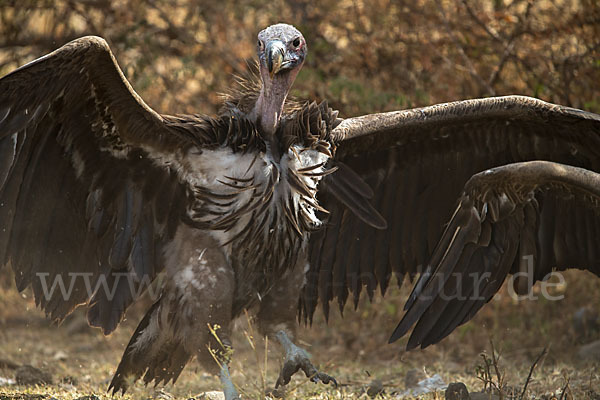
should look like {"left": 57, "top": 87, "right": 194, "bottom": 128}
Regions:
{"left": 266, "top": 40, "right": 287, "bottom": 78}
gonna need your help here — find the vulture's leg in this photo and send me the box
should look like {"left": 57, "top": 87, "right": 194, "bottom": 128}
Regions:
{"left": 256, "top": 253, "right": 337, "bottom": 389}
{"left": 163, "top": 228, "right": 240, "bottom": 400}
{"left": 219, "top": 363, "right": 239, "bottom": 400}
{"left": 110, "top": 226, "right": 239, "bottom": 399}
{"left": 273, "top": 330, "right": 337, "bottom": 388}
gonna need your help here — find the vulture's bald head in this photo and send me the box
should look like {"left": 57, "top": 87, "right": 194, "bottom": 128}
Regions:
{"left": 253, "top": 23, "right": 307, "bottom": 136}
{"left": 257, "top": 23, "right": 307, "bottom": 78}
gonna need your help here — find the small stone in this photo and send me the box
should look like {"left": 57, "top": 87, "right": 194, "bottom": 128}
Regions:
{"left": 445, "top": 382, "right": 470, "bottom": 400}
{"left": 366, "top": 379, "right": 384, "bottom": 397}
{"left": 53, "top": 350, "right": 68, "bottom": 361}
{"left": 15, "top": 365, "right": 53, "bottom": 386}
{"left": 400, "top": 374, "right": 447, "bottom": 397}
{"left": 404, "top": 368, "right": 426, "bottom": 388}
{"left": 0, "top": 376, "right": 16, "bottom": 386}
{"left": 577, "top": 339, "right": 600, "bottom": 361}
{"left": 194, "top": 392, "right": 225, "bottom": 400}
{"left": 573, "top": 307, "right": 600, "bottom": 339}
{"left": 265, "top": 386, "right": 286, "bottom": 398}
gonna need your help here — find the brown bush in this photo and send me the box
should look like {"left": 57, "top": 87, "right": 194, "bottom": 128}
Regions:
{"left": 1, "top": 0, "right": 598, "bottom": 117}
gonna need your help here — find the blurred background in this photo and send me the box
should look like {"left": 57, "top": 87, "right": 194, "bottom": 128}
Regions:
{"left": 0, "top": 0, "right": 600, "bottom": 399}
{"left": 1, "top": 0, "right": 598, "bottom": 116}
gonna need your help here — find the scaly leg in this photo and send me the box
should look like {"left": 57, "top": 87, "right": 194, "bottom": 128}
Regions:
{"left": 274, "top": 330, "right": 337, "bottom": 388}
{"left": 256, "top": 251, "right": 337, "bottom": 390}
{"left": 219, "top": 364, "right": 240, "bottom": 400}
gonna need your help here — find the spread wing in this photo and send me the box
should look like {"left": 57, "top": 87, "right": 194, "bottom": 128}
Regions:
{"left": 300, "top": 96, "right": 600, "bottom": 324}
{"left": 392, "top": 161, "right": 600, "bottom": 349}
{"left": 0, "top": 36, "right": 201, "bottom": 334}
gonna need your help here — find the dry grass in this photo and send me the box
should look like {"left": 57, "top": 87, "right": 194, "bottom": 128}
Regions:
{"left": 0, "top": 268, "right": 599, "bottom": 399}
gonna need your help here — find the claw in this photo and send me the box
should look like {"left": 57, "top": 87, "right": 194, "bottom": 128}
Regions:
{"left": 310, "top": 372, "right": 337, "bottom": 387}
{"left": 274, "top": 330, "right": 337, "bottom": 389}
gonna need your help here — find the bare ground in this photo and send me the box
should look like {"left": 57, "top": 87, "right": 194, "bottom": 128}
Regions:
{"left": 0, "top": 269, "right": 599, "bottom": 399}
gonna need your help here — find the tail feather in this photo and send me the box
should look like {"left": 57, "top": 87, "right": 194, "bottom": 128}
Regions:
{"left": 108, "top": 298, "right": 191, "bottom": 394}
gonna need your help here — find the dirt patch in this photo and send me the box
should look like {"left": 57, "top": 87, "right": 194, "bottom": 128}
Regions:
{"left": 0, "top": 270, "right": 599, "bottom": 399}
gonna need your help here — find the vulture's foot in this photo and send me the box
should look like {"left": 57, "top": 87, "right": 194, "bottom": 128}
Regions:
{"left": 274, "top": 331, "right": 337, "bottom": 388}
{"left": 219, "top": 364, "right": 240, "bottom": 400}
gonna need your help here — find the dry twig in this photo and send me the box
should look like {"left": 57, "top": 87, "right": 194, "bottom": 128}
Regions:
{"left": 519, "top": 346, "right": 547, "bottom": 400}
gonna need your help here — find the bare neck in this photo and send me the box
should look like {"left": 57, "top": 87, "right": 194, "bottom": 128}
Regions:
{"left": 253, "top": 80, "right": 289, "bottom": 137}
{"left": 252, "top": 66, "right": 301, "bottom": 138}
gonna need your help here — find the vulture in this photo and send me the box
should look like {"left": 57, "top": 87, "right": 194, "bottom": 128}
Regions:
{"left": 1, "top": 23, "right": 600, "bottom": 399}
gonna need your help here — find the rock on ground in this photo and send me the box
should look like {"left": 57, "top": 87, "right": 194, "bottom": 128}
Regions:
{"left": 15, "top": 365, "right": 53, "bottom": 386}
{"left": 577, "top": 339, "right": 600, "bottom": 361}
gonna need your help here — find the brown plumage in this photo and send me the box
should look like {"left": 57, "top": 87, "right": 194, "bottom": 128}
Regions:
{"left": 1, "top": 23, "right": 600, "bottom": 399}
{"left": 392, "top": 161, "right": 600, "bottom": 348}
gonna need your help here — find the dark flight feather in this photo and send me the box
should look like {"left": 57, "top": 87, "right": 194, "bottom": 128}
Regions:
{"left": 0, "top": 36, "right": 233, "bottom": 334}
{"left": 391, "top": 161, "right": 600, "bottom": 347}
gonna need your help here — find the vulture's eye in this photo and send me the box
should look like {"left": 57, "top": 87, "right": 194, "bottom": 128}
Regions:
{"left": 257, "top": 40, "right": 264, "bottom": 49}
{"left": 292, "top": 38, "right": 301, "bottom": 47}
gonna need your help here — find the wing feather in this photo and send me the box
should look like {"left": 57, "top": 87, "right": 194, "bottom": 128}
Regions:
{"left": 332, "top": 209, "right": 353, "bottom": 314}
{"left": 0, "top": 36, "right": 204, "bottom": 334}
{"left": 392, "top": 161, "right": 600, "bottom": 348}
{"left": 302, "top": 96, "right": 600, "bottom": 327}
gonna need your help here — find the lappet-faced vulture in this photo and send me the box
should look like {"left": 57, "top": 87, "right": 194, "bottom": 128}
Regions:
{"left": 1, "top": 23, "right": 599, "bottom": 399}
